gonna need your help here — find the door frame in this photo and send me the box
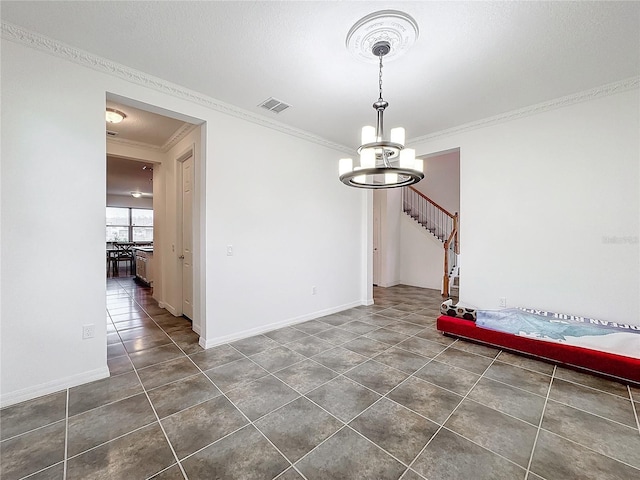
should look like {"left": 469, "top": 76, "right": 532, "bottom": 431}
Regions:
{"left": 105, "top": 92, "right": 206, "bottom": 340}
{"left": 174, "top": 146, "right": 195, "bottom": 320}
{"left": 173, "top": 135, "right": 205, "bottom": 337}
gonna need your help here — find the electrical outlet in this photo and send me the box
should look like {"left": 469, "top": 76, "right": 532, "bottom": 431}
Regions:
{"left": 312, "top": 286, "right": 317, "bottom": 295}
{"left": 82, "top": 324, "right": 95, "bottom": 339}
{"left": 499, "top": 297, "right": 507, "bottom": 308}
{"left": 226, "top": 245, "right": 233, "bottom": 256}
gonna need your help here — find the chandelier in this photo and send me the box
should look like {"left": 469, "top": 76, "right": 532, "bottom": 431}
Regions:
{"left": 339, "top": 11, "right": 423, "bottom": 189}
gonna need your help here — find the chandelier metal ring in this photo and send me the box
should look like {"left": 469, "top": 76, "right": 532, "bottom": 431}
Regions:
{"left": 340, "top": 167, "right": 424, "bottom": 189}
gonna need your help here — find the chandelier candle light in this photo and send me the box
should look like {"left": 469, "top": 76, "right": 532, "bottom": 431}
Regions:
{"left": 339, "top": 11, "right": 423, "bottom": 189}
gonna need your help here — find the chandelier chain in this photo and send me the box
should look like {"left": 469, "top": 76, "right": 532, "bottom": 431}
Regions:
{"left": 378, "top": 53, "right": 384, "bottom": 101}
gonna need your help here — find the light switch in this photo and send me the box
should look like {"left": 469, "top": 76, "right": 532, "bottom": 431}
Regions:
{"left": 226, "top": 245, "right": 233, "bottom": 256}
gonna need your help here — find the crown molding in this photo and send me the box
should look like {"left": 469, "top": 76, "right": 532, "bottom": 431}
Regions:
{"left": 4, "top": 21, "right": 637, "bottom": 154}
{"left": 106, "top": 136, "right": 163, "bottom": 152}
{"left": 408, "top": 76, "right": 640, "bottom": 145}
{"left": 1, "top": 21, "right": 353, "bottom": 154}
{"left": 162, "top": 123, "right": 198, "bottom": 152}
{"left": 106, "top": 122, "right": 198, "bottom": 153}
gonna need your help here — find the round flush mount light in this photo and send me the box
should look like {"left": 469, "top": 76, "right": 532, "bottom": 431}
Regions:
{"left": 346, "top": 10, "right": 419, "bottom": 63}
{"left": 106, "top": 108, "right": 127, "bottom": 124}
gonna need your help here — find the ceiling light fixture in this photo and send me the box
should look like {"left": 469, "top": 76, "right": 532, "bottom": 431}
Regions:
{"left": 130, "top": 191, "right": 143, "bottom": 198}
{"left": 339, "top": 11, "right": 424, "bottom": 189}
{"left": 106, "top": 108, "right": 126, "bottom": 124}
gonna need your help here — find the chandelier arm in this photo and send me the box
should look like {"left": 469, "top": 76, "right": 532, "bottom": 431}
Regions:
{"left": 382, "top": 146, "right": 392, "bottom": 168}
{"left": 376, "top": 107, "right": 385, "bottom": 142}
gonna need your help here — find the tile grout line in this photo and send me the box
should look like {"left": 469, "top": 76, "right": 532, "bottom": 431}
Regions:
{"left": 553, "top": 375, "right": 637, "bottom": 401}
{"left": 63, "top": 388, "right": 69, "bottom": 480}
{"left": 535, "top": 426, "right": 640, "bottom": 472}
{"left": 403, "top": 354, "right": 505, "bottom": 475}
{"left": 541, "top": 397, "right": 640, "bottom": 431}
{"left": 64, "top": 420, "right": 162, "bottom": 462}
{"left": 321, "top": 300, "right": 640, "bottom": 472}
{"left": 280, "top": 332, "right": 530, "bottom": 476}
{"left": 117, "top": 278, "right": 190, "bottom": 480}
{"left": 18, "top": 463, "right": 65, "bottom": 480}
{"left": 136, "top": 386, "right": 189, "bottom": 479}
{"left": 629, "top": 385, "right": 640, "bottom": 435}
{"left": 342, "top": 423, "right": 415, "bottom": 468}
{"left": 175, "top": 344, "right": 302, "bottom": 480}
{"left": 221, "top": 316, "right": 508, "bottom": 465}
{"left": 471, "top": 366, "right": 639, "bottom": 431}
{"left": 523, "top": 364, "right": 556, "bottom": 480}
{"left": 0, "top": 417, "right": 68, "bottom": 443}
{"left": 194, "top": 339, "right": 410, "bottom": 478}
{"left": 232, "top": 292, "right": 632, "bottom": 473}
{"left": 422, "top": 357, "right": 640, "bottom": 472}
{"left": 252, "top": 358, "right": 421, "bottom": 471}
{"left": 206, "top": 334, "right": 407, "bottom": 480}
{"left": 104, "top": 283, "right": 637, "bottom": 479}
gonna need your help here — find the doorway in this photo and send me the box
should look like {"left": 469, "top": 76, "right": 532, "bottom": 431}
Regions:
{"left": 372, "top": 148, "right": 460, "bottom": 292}
{"left": 106, "top": 156, "right": 156, "bottom": 279}
{"left": 105, "top": 94, "right": 205, "bottom": 335}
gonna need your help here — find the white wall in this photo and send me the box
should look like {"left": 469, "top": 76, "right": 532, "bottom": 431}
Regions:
{"left": 1, "top": 42, "right": 109, "bottom": 404}
{"left": 400, "top": 215, "right": 446, "bottom": 290}
{"left": 202, "top": 114, "right": 366, "bottom": 344}
{"left": 411, "top": 88, "right": 640, "bottom": 325}
{"left": 106, "top": 194, "right": 153, "bottom": 209}
{"left": 0, "top": 39, "right": 368, "bottom": 405}
{"left": 414, "top": 150, "right": 460, "bottom": 215}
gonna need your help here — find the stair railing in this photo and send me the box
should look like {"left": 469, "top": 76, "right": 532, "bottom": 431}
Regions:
{"left": 442, "top": 213, "right": 459, "bottom": 297}
{"left": 402, "top": 187, "right": 459, "bottom": 297}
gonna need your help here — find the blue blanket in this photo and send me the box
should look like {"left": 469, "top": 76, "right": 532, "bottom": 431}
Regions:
{"left": 476, "top": 308, "right": 640, "bottom": 359}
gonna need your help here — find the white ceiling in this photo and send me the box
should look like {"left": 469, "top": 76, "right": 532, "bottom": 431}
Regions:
{"left": 107, "top": 156, "right": 154, "bottom": 198}
{"left": 3, "top": 1, "right": 639, "bottom": 149}
{"left": 106, "top": 100, "right": 193, "bottom": 149}
{"left": 104, "top": 100, "right": 195, "bottom": 198}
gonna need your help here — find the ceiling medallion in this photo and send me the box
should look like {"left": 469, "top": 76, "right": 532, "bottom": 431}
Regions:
{"left": 346, "top": 10, "right": 419, "bottom": 63}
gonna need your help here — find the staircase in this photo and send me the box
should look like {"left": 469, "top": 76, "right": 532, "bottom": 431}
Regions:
{"left": 402, "top": 187, "right": 459, "bottom": 297}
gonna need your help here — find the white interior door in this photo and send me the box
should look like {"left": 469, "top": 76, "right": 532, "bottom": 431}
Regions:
{"left": 373, "top": 192, "right": 381, "bottom": 286}
{"left": 181, "top": 155, "right": 194, "bottom": 319}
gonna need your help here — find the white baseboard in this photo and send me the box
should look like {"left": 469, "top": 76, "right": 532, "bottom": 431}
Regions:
{"left": 163, "top": 303, "right": 179, "bottom": 316}
{"left": 0, "top": 366, "right": 110, "bottom": 408}
{"left": 199, "top": 300, "right": 364, "bottom": 349}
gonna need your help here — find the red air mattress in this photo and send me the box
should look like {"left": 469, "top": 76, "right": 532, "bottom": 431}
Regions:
{"left": 437, "top": 315, "right": 640, "bottom": 385}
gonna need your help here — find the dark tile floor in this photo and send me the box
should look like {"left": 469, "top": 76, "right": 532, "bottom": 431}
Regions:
{"left": 2, "top": 278, "right": 639, "bottom": 479}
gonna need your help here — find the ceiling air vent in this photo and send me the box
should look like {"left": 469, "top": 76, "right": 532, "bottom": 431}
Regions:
{"left": 258, "top": 97, "right": 291, "bottom": 114}
{"left": 106, "top": 130, "right": 119, "bottom": 137}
